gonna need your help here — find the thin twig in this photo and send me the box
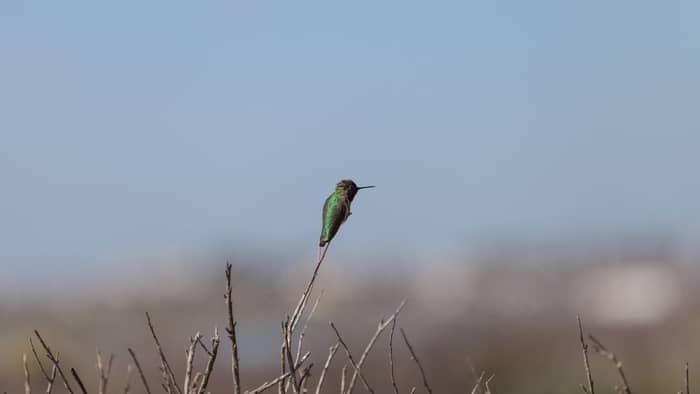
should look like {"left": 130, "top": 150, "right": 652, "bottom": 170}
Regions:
{"left": 588, "top": 335, "right": 631, "bottom": 394}
{"left": 23, "top": 353, "right": 31, "bottom": 394}
{"left": 399, "top": 328, "right": 432, "bottom": 394}
{"left": 146, "top": 313, "right": 182, "bottom": 394}
{"left": 184, "top": 332, "right": 202, "bottom": 394}
{"left": 29, "top": 338, "right": 50, "bottom": 382}
{"left": 347, "top": 300, "right": 406, "bottom": 394}
{"left": 470, "top": 371, "right": 485, "bottom": 394}
{"left": 225, "top": 262, "right": 242, "bottom": 394}
{"left": 123, "top": 364, "right": 133, "bottom": 394}
{"left": 197, "top": 328, "right": 221, "bottom": 394}
{"left": 29, "top": 338, "right": 58, "bottom": 394}
{"left": 283, "top": 320, "right": 300, "bottom": 394}
{"left": 298, "top": 363, "right": 314, "bottom": 393}
{"left": 577, "top": 315, "right": 595, "bottom": 394}
{"left": 315, "top": 343, "right": 340, "bottom": 394}
{"left": 33, "top": 330, "right": 74, "bottom": 394}
{"left": 289, "top": 246, "right": 330, "bottom": 332}
{"left": 70, "top": 368, "right": 88, "bottom": 394}
{"left": 329, "top": 322, "right": 373, "bottom": 394}
{"left": 685, "top": 362, "right": 690, "bottom": 394}
{"left": 97, "top": 350, "right": 115, "bottom": 394}
{"left": 127, "top": 348, "right": 152, "bottom": 394}
{"left": 340, "top": 365, "right": 347, "bottom": 394}
{"left": 295, "top": 291, "right": 324, "bottom": 367}
{"left": 190, "top": 374, "right": 203, "bottom": 393}
{"left": 277, "top": 340, "right": 286, "bottom": 394}
{"left": 485, "top": 374, "right": 495, "bottom": 394}
{"left": 246, "top": 372, "right": 291, "bottom": 394}
{"left": 389, "top": 319, "right": 399, "bottom": 394}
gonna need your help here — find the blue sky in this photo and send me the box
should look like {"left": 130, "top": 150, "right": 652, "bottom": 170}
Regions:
{"left": 2, "top": 1, "right": 700, "bottom": 267}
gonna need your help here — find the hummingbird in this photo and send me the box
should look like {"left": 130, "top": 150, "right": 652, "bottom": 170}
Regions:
{"left": 319, "top": 180, "right": 375, "bottom": 247}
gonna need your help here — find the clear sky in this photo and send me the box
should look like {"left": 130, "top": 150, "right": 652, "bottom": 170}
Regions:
{"left": 2, "top": 1, "right": 700, "bottom": 268}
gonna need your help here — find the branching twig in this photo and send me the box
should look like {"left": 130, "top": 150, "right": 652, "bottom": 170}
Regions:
{"left": 485, "top": 374, "right": 495, "bottom": 394}
{"left": 29, "top": 337, "right": 58, "bottom": 394}
{"left": 470, "top": 371, "right": 485, "bottom": 394}
{"left": 315, "top": 343, "right": 340, "bottom": 394}
{"left": 33, "top": 330, "right": 74, "bottom": 394}
{"left": 184, "top": 332, "right": 202, "bottom": 394}
{"left": 283, "top": 320, "right": 300, "bottom": 394}
{"left": 127, "top": 348, "right": 152, "bottom": 394}
{"left": 146, "top": 313, "right": 182, "bottom": 394}
{"left": 347, "top": 300, "right": 406, "bottom": 394}
{"left": 97, "top": 350, "right": 115, "bottom": 394}
{"left": 577, "top": 315, "right": 595, "bottom": 394}
{"left": 329, "top": 322, "right": 373, "bottom": 394}
{"left": 588, "top": 335, "right": 631, "bottom": 394}
{"left": 399, "top": 328, "right": 432, "bottom": 394}
{"left": 298, "top": 363, "right": 314, "bottom": 393}
{"left": 197, "top": 328, "right": 221, "bottom": 394}
{"left": 226, "top": 262, "right": 243, "bottom": 394}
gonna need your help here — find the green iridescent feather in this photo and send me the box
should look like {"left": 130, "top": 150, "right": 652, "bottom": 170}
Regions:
{"left": 319, "top": 191, "right": 349, "bottom": 247}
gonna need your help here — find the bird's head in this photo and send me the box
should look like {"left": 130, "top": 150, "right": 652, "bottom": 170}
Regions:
{"left": 336, "top": 179, "right": 375, "bottom": 202}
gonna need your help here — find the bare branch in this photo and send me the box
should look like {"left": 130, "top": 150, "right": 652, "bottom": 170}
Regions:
{"left": 246, "top": 372, "right": 291, "bottom": 394}
{"left": 485, "top": 374, "right": 495, "bottom": 394}
{"left": 347, "top": 300, "right": 406, "bottom": 394}
{"left": 388, "top": 319, "right": 399, "bottom": 394}
{"left": 470, "top": 371, "right": 485, "bottom": 394}
{"left": 197, "top": 328, "right": 221, "bottom": 394}
{"left": 577, "top": 315, "right": 595, "bottom": 394}
{"left": 23, "top": 353, "right": 31, "bottom": 394}
{"left": 277, "top": 339, "right": 286, "bottom": 394}
{"left": 340, "top": 365, "right": 347, "bottom": 394}
{"left": 29, "top": 338, "right": 50, "bottom": 382}
{"left": 33, "top": 330, "right": 74, "bottom": 394}
{"left": 225, "top": 262, "right": 242, "bottom": 394}
{"left": 588, "top": 335, "right": 631, "bottom": 394}
{"left": 184, "top": 332, "right": 202, "bottom": 394}
{"left": 283, "top": 320, "right": 300, "bottom": 394}
{"left": 328, "top": 322, "right": 373, "bottom": 394}
{"left": 97, "top": 350, "right": 115, "bottom": 394}
{"left": 146, "top": 312, "right": 182, "bottom": 394}
{"left": 687, "top": 362, "right": 690, "bottom": 394}
{"left": 315, "top": 342, "right": 340, "bottom": 394}
{"left": 128, "top": 348, "right": 152, "bottom": 394}
{"left": 295, "top": 291, "right": 324, "bottom": 367}
{"left": 123, "top": 364, "right": 133, "bottom": 394}
{"left": 70, "top": 368, "right": 88, "bottom": 394}
{"left": 399, "top": 328, "right": 432, "bottom": 394}
{"left": 289, "top": 246, "right": 330, "bottom": 332}
{"left": 298, "top": 363, "right": 314, "bottom": 393}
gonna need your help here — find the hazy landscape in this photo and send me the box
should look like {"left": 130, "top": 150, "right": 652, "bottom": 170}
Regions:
{"left": 3, "top": 238, "right": 700, "bottom": 393}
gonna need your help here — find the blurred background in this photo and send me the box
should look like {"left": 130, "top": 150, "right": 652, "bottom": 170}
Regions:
{"left": 2, "top": 1, "right": 700, "bottom": 393}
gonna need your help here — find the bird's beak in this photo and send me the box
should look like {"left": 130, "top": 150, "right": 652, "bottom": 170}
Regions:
{"left": 356, "top": 185, "right": 376, "bottom": 190}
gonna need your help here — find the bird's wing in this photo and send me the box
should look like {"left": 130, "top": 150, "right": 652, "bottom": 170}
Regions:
{"left": 320, "top": 194, "right": 348, "bottom": 245}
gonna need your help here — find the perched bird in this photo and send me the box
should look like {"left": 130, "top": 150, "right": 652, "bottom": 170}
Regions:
{"left": 319, "top": 180, "right": 375, "bottom": 247}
